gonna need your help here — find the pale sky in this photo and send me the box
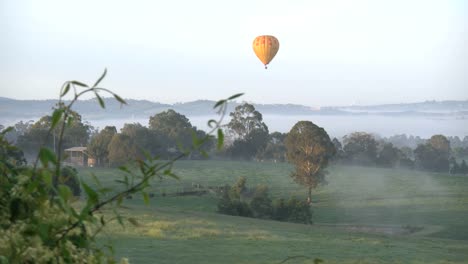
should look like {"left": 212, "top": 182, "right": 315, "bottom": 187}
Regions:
{"left": 0, "top": 0, "right": 466, "bottom": 106}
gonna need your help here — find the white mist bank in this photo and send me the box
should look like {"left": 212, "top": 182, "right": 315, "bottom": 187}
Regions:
{"left": 84, "top": 114, "right": 468, "bottom": 138}
{"left": 2, "top": 114, "right": 467, "bottom": 138}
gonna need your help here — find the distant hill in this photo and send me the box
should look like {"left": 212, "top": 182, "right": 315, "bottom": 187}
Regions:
{"left": 330, "top": 100, "right": 468, "bottom": 113}
{"left": 0, "top": 97, "right": 467, "bottom": 124}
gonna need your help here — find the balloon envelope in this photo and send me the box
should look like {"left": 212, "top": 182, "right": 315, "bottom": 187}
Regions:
{"left": 252, "top": 35, "right": 279, "bottom": 69}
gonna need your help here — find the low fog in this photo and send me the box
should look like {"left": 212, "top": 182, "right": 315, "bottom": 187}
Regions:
{"left": 82, "top": 114, "right": 468, "bottom": 139}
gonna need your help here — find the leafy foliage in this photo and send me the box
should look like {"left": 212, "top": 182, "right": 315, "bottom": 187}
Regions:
{"left": 217, "top": 178, "right": 312, "bottom": 224}
{"left": 273, "top": 197, "right": 312, "bottom": 224}
{"left": 16, "top": 110, "right": 92, "bottom": 159}
{"left": 107, "top": 134, "right": 139, "bottom": 167}
{"left": 0, "top": 70, "right": 238, "bottom": 262}
{"left": 342, "top": 132, "right": 378, "bottom": 165}
{"left": 285, "top": 121, "right": 335, "bottom": 204}
{"left": 376, "top": 143, "right": 401, "bottom": 168}
{"left": 148, "top": 109, "right": 214, "bottom": 158}
{"left": 226, "top": 103, "right": 269, "bottom": 160}
{"left": 256, "top": 132, "right": 287, "bottom": 162}
{"left": 414, "top": 142, "right": 450, "bottom": 172}
{"left": 59, "top": 166, "right": 81, "bottom": 196}
{"left": 87, "top": 126, "right": 117, "bottom": 167}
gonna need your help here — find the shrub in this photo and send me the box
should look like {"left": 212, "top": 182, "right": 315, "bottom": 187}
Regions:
{"left": 217, "top": 180, "right": 311, "bottom": 224}
{"left": 272, "top": 198, "right": 289, "bottom": 221}
{"left": 285, "top": 197, "right": 312, "bottom": 224}
{"left": 58, "top": 166, "right": 81, "bottom": 196}
{"left": 217, "top": 185, "right": 252, "bottom": 217}
{"left": 250, "top": 185, "right": 273, "bottom": 219}
{"left": 273, "top": 197, "right": 312, "bottom": 224}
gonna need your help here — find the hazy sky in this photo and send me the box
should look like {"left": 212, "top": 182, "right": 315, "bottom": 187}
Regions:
{"left": 1, "top": 0, "right": 466, "bottom": 106}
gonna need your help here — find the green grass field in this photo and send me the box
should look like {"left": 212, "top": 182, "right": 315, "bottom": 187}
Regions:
{"left": 78, "top": 161, "right": 468, "bottom": 263}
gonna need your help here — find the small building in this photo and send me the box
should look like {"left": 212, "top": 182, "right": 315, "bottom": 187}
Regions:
{"left": 64, "top": 147, "right": 88, "bottom": 167}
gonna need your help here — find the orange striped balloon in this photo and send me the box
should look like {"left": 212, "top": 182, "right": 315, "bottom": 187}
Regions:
{"left": 252, "top": 35, "right": 280, "bottom": 69}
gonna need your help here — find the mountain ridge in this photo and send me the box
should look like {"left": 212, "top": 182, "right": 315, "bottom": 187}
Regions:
{"left": 0, "top": 97, "right": 467, "bottom": 122}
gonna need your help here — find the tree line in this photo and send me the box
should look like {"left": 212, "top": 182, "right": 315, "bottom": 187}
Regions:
{"left": 2, "top": 102, "right": 467, "bottom": 175}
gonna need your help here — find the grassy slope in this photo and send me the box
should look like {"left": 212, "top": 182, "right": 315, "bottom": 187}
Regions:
{"left": 78, "top": 161, "right": 468, "bottom": 263}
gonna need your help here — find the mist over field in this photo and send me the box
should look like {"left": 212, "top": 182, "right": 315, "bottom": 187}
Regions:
{"left": 84, "top": 114, "right": 468, "bottom": 138}
{"left": 1, "top": 97, "right": 467, "bottom": 138}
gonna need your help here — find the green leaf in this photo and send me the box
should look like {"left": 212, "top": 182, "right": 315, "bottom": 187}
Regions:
{"left": 213, "top": 99, "right": 226, "bottom": 109}
{"left": 163, "top": 169, "right": 180, "bottom": 180}
{"left": 42, "top": 170, "right": 53, "bottom": 187}
{"left": 93, "top": 68, "right": 107, "bottom": 88}
{"left": 58, "top": 185, "right": 72, "bottom": 203}
{"left": 100, "top": 216, "right": 105, "bottom": 226}
{"left": 91, "top": 173, "right": 102, "bottom": 188}
{"left": 37, "top": 223, "right": 51, "bottom": 241}
{"left": 66, "top": 115, "right": 74, "bottom": 127}
{"left": 82, "top": 182, "right": 99, "bottom": 204}
{"left": 117, "top": 195, "right": 123, "bottom": 206}
{"left": 61, "top": 83, "right": 71, "bottom": 97}
{"left": 26, "top": 179, "right": 39, "bottom": 194}
{"left": 191, "top": 130, "right": 200, "bottom": 148}
{"left": 79, "top": 203, "right": 92, "bottom": 219}
{"left": 227, "top": 93, "right": 244, "bottom": 100}
{"left": 113, "top": 93, "right": 127, "bottom": 105}
{"left": 200, "top": 150, "right": 209, "bottom": 158}
{"left": 71, "top": 80, "right": 88, "bottom": 87}
{"left": 314, "top": 259, "right": 324, "bottom": 264}
{"left": 51, "top": 109, "right": 63, "bottom": 129}
{"left": 70, "top": 206, "right": 80, "bottom": 218}
{"left": 142, "top": 192, "right": 150, "bottom": 205}
{"left": 128, "top": 217, "right": 141, "bottom": 227}
{"left": 217, "top": 129, "right": 224, "bottom": 150}
{"left": 118, "top": 166, "right": 132, "bottom": 174}
{"left": 95, "top": 92, "right": 105, "bottom": 108}
{"left": 39, "top": 147, "right": 57, "bottom": 166}
{"left": 114, "top": 209, "right": 124, "bottom": 227}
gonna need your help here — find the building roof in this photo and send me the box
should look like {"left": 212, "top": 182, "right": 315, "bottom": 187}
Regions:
{"left": 64, "top": 147, "right": 87, "bottom": 152}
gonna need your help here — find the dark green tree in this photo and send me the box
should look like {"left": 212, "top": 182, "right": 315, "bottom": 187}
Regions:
{"left": 227, "top": 103, "right": 267, "bottom": 140}
{"left": 121, "top": 123, "right": 164, "bottom": 156}
{"left": 0, "top": 128, "right": 27, "bottom": 167}
{"left": 107, "top": 133, "right": 138, "bottom": 166}
{"left": 414, "top": 144, "right": 448, "bottom": 172}
{"left": 376, "top": 143, "right": 400, "bottom": 168}
{"left": 226, "top": 103, "right": 269, "bottom": 159}
{"left": 342, "top": 132, "right": 378, "bottom": 165}
{"left": 398, "top": 146, "right": 415, "bottom": 169}
{"left": 429, "top": 134, "right": 451, "bottom": 158}
{"left": 285, "top": 121, "right": 335, "bottom": 204}
{"left": 148, "top": 109, "right": 194, "bottom": 155}
{"left": 17, "top": 111, "right": 91, "bottom": 158}
{"left": 257, "top": 132, "right": 287, "bottom": 162}
{"left": 331, "top": 137, "right": 344, "bottom": 161}
{"left": 87, "top": 126, "right": 117, "bottom": 166}
{"left": 414, "top": 136, "right": 450, "bottom": 172}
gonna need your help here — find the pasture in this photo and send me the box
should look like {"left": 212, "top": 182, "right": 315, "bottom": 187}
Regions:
{"left": 78, "top": 161, "right": 468, "bottom": 263}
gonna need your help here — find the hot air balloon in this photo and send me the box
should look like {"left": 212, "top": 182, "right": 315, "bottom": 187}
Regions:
{"left": 252, "top": 35, "right": 279, "bottom": 69}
